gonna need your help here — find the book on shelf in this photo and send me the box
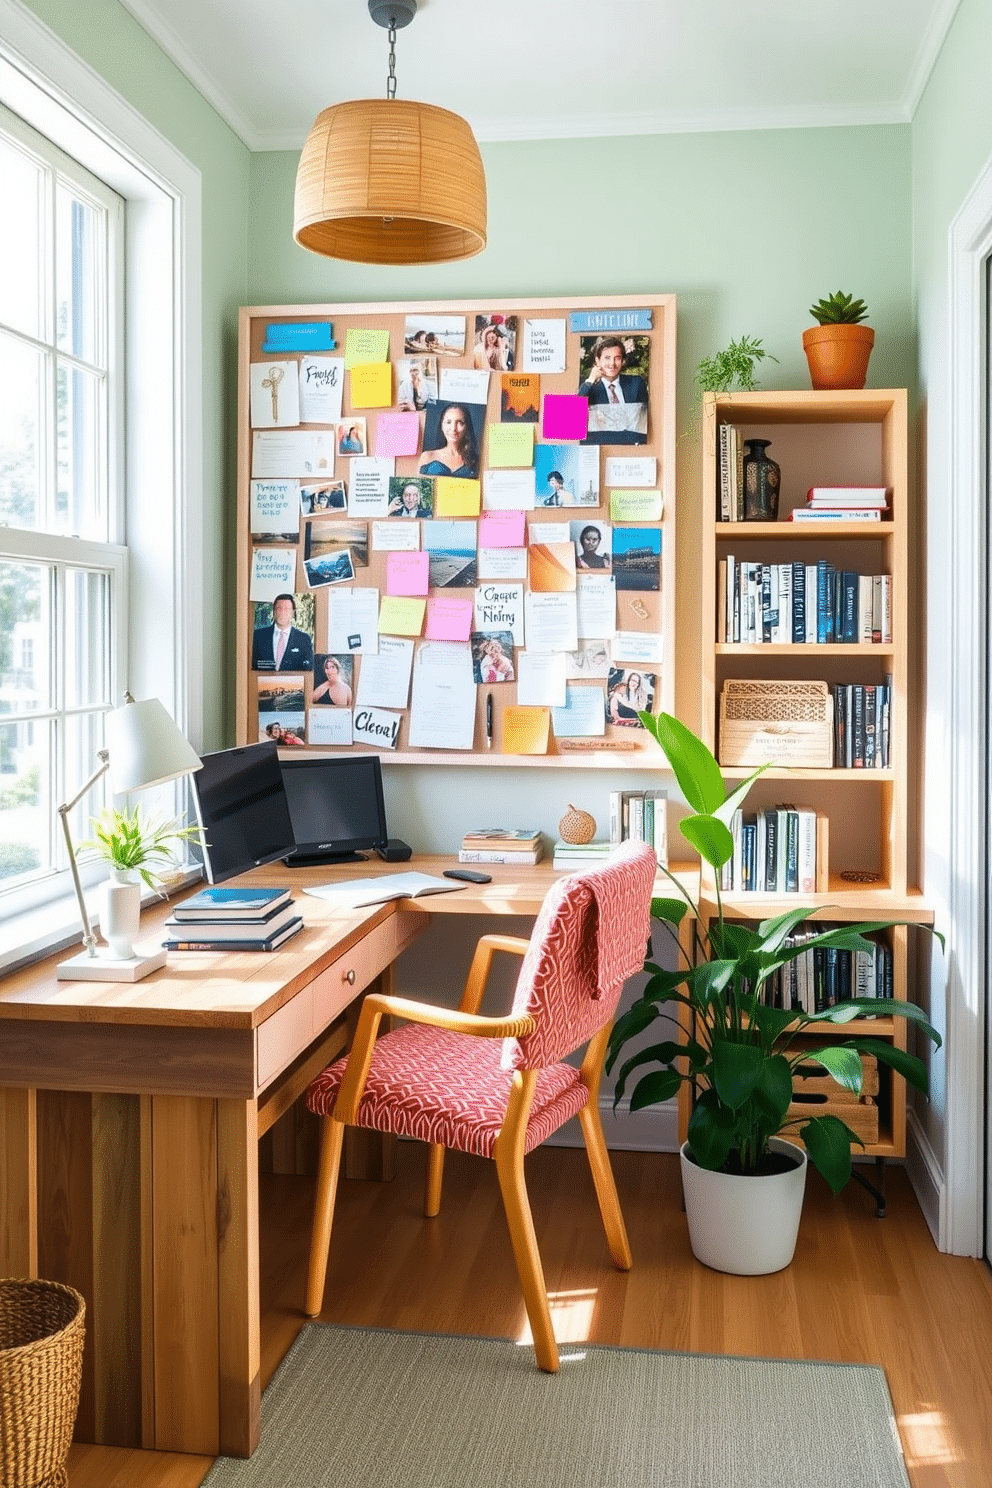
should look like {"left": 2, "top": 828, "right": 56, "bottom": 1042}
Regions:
{"left": 716, "top": 424, "right": 744, "bottom": 521}
{"left": 164, "top": 904, "right": 299, "bottom": 939}
{"left": 163, "top": 917, "right": 304, "bottom": 953}
{"left": 170, "top": 885, "right": 292, "bottom": 921}
{"left": 460, "top": 828, "right": 542, "bottom": 847}
{"left": 806, "top": 486, "right": 888, "bottom": 506}
{"left": 719, "top": 560, "right": 891, "bottom": 647}
{"left": 719, "top": 805, "right": 825, "bottom": 894}
{"left": 608, "top": 788, "right": 667, "bottom": 864}
{"left": 787, "top": 508, "right": 883, "bottom": 522}
{"left": 458, "top": 845, "right": 543, "bottom": 865}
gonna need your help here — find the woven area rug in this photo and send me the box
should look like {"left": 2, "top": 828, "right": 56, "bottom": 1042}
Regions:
{"left": 202, "top": 1324, "right": 910, "bottom": 1488}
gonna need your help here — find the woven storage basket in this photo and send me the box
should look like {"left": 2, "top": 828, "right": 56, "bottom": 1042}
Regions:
{"left": 719, "top": 679, "right": 834, "bottom": 768}
{"left": 0, "top": 1279, "right": 85, "bottom": 1488}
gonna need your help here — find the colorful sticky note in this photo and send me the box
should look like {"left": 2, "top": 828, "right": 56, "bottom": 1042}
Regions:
{"left": 436, "top": 476, "right": 481, "bottom": 516}
{"left": 502, "top": 706, "right": 551, "bottom": 755}
{"left": 349, "top": 362, "right": 392, "bottom": 408}
{"left": 542, "top": 393, "right": 589, "bottom": 441}
{"left": 479, "top": 511, "right": 525, "bottom": 547}
{"left": 425, "top": 596, "right": 474, "bottom": 641}
{"left": 378, "top": 595, "right": 426, "bottom": 636}
{"left": 375, "top": 412, "right": 421, "bottom": 458}
{"left": 386, "top": 550, "right": 430, "bottom": 596}
{"left": 610, "top": 489, "right": 663, "bottom": 523}
{"left": 487, "top": 423, "right": 535, "bottom": 468}
{"left": 345, "top": 328, "right": 390, "bottom": 368}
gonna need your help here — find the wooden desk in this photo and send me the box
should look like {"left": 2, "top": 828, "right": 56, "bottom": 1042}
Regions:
{"left": 0, "top": 856, "right": 567, "bottom": 1459}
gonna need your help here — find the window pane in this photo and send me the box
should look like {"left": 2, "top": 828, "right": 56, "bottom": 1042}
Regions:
{"left": 56, "top": 362, "right": 102, "bottom": 537}
{"left": 56, "top": 183, "right": 102, "bottom": 365}
{"left": 63, "top": 709, "right": 108, "bottom": 845}
{"left": 0, "top": 333, "right": 45, "bottom": 530}
{"left": 0, "top": 717, "right": 51, "bottom": 884}
{"left": 0, "top": 560, "right": 50, "bottom": 710}
{"left": 0, "top": 135, "right": 44, "bottom": 341}
{"left": 65, "top": 567, "right": 111, "bottom": 710}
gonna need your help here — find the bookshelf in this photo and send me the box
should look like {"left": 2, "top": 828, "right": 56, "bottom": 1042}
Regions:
{"left": 677, "top": 388, "right": 932, "bottom": 1167}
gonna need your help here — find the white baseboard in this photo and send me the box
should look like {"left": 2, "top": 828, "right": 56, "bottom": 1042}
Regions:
{"left": 545, "top": 1097, "right": 679, "bottom": 1153}
{"left": 906, "top": 1109, "right": 945, "bottom": 1249}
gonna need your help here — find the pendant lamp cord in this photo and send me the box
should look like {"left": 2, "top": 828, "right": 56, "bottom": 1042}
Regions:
{"left": 386, "top": 20, "right": 398, "bottom": 98}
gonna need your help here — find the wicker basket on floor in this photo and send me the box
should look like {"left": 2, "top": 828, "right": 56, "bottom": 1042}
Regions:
{"left": 0, "top": 1278, "right": 86, "bottom": 1488}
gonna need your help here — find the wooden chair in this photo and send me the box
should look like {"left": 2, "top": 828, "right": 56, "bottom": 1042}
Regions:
{"left": 303, "top": 840, "right": 657, "bottom": 1372}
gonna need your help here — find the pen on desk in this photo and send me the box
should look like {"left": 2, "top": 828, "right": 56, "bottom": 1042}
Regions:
{"left": 485, "top": 692, "right": 493, "bottom": 749}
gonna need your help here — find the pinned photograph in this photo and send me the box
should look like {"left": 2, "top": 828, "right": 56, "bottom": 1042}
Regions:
{"left": 257, "top": 675, "right": 306, "bottom": 745}
{"left": 571, "top": 520, "right": 612, "bottom": 571}
{"left": 335, "top": 419, "right": 367, "bottom": 456}
{"left": 612, "top": 527, "right": 661, "bottom": 591}
{"left": 395, "top": 355, "right": 438, "bottom": 411}
{"left": 423, "top": 519, "right": 478, "bottom": 589}
{"left": 387, "top": 476, "right": 434, "bottom": 519}
{"left": 534, "top": 444, "right": 599, "bottom": 507}
{"left": 606, "top": 667, "right": 656, "bottom": 727}
{"left": 303, "top": 544, "right": 355, "bottom": 589}
{"left": 471, "top": 630, "right": 515, "bottom": 684}
{"left": 404, "top": 315, "right": 466, "bottom": 357}
{"left": 311, "top": 653, "right": 354, "bottom": 707}
{"left": 500, "top": 373, "right": 540, "bottom": 423}
{"left": 472, "top": 314, "right": 516, "bottom": 372}
{"left": 300, "top": 480, "right": 346, "bottom": 515}
{"left": 305, "top": 518, "right": 368, "bottom": 569}
{"left": 251, "top": 593, "right": 314, "bottom": 672}
{"left": 578, "top": 334, "right": 650, "bottom": 446}
{"left": 419, "top": 402, "right": 485, "bottom": 481}
{"left": 249, "top": 359, "right": 301, "bottom": 429}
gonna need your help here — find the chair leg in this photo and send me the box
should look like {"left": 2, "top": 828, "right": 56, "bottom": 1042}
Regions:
{"left": 425, "top": 1143, "right": 445, "bottom": 1217}
{"left": 578, "top": 1099, "right": 632, "bottom": 1271}
{"left": 304, "top": 1116, "right": 345, "bottom": 1317}
{"left": 493, "top": 1074, "right": 559, "bottom": 1373}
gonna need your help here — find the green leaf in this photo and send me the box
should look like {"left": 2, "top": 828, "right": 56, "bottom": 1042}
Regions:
{"left": 750, "top": 1003, "right": 804, "bottom": 1044}
{"left": 794, "top": 1045, "right": 864, "bottom": 1093}
{"left": 629, "top": 1068, "right": 682, "bottom": 1111}
{"left": 687, "top": 1089, "right": 735, "bottom": 1169}
{"left": 713, "top": 766, "right": 770, "bottom": 829}
{"left": 751, "top": 1053, "right": 793, "bottom": 1128}
{"left": 711, "top": 1041, "right": 766, "bottom": 1110}
{"left": 612, "top": 1040, "right": 690, "bottom": 1102}
{"left": 689, "top": 959, "right": 737, "bottom": 1009}
{"left": 650, "top": 896, "right": 689, "bottom": 928}
{"left": 652, "top": 712, "right": 725, "bottom": 814}
{"left": 845, "top": 1038, "right": 932, "bottom": 1097}
{"left": 801, "top": 1115, "right": 863, "bottom": 1193}
{"left": 680, "top": 814, "right": 734, "bottom": 869}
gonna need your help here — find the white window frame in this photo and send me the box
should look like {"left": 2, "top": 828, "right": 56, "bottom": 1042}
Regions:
{"left": 0, "top": 1, "right": 203, "bottom": 969}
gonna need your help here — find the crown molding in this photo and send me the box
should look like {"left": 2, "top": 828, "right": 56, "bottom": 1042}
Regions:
{"left": 902, "top": 0, "right": 962, "bottom": 118}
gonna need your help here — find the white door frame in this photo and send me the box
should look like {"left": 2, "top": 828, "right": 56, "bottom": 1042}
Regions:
{"left": 944, "top": 153, "right": 992, "bottom": 1255}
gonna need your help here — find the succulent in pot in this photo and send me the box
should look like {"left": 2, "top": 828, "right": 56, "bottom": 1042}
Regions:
{"left": 802, "top": 291, "right": 874, "bottom": 390}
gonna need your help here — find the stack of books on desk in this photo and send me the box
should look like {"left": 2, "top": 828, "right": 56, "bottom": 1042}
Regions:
{"left": 162, "top": 886, "right": 303, "bottom": 952}
{"left": 458, "top": 828, "right": 544, "bottom": 865}
{"left": 551, "top": 839, "right": 615, "bottom": 870}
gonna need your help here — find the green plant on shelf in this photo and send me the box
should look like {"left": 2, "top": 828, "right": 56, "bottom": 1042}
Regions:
{"left": 808, "top": 291, "right": 870, "bottom": 325}
{"left": 696, "top": 335, "right": 778, "bottom": 395}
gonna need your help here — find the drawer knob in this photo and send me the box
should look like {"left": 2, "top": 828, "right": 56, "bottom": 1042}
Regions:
{"left": 344, "top": 969, "right": 356, "bottom": 985}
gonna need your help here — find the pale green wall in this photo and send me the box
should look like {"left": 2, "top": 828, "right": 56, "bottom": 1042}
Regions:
{"left": 22, "top": 0, "right": 251, "bottom": 753}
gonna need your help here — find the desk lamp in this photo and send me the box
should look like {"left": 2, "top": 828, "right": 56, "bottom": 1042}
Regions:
{"left": 56, "top": 693, "right": 202, "bottom": 982}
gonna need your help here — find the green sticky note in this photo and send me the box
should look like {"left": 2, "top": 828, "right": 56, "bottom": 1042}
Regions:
{"left": 610, "top": 489, "right": 663, "bottom": 523}
{"left": 345, "top": 328, "right": 390, "bottom": 369}
{"left": 487, "top": 423, "right": 535, "bottom": 468}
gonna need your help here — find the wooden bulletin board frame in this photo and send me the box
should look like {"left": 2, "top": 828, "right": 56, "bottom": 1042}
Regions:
{"left": 236, "top": 293, "right": 675, "bottom": 768}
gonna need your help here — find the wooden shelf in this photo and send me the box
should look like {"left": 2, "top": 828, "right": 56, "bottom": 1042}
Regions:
{"left": 715, "top": 520, "right": 894, "bottom": 539}
{"left": 718, "top": 765, "right": 894, "bottom": 781}
{"left": 715, "top": 643, "right": 895, "bottom": 657}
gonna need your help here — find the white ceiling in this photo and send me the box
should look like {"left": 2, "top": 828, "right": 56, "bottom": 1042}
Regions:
{"left": 118, "top": 0, "right": 961, "bottom": 153}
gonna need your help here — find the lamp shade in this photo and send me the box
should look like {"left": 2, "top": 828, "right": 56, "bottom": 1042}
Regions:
{"left": 293, "top": 98, "right": 486, "bottom": 265}
{"left": 104, "top": 697, "right": 202, "bottom": 794}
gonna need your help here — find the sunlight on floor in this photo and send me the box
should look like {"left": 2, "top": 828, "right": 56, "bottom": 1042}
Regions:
{"left": 899, "top": 1410, "right": 963, "bottom": 1468}
{"left": 515, "top": 1287, "right": 599, "bottom": 1347}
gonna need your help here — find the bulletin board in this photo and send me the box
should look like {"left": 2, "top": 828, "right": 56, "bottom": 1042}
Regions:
{"left": 236, "top": 293, "right": 675, "bottom": 767}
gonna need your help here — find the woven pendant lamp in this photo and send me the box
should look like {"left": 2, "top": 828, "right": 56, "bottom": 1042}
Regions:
{"left": 293, "top": 2, "right": 487, "bottom": 265}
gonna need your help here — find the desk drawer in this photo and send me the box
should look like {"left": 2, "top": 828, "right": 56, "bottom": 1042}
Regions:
{"left": 255, "top": 916, "right": 397, "bottom": 1092}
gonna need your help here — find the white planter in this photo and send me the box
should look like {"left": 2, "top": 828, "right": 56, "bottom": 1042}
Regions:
{"left": 101, "top": 871, "right": 141, "bottom": 960}
{"left": 679, "top": 1137, "right": 807, "bottom": 1275}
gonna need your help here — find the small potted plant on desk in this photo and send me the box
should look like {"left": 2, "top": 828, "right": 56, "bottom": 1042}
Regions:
{"left": 606, "top": 713, "right": 941, "bottom": 1276}
{"left": 81, "top": 805, "right": 198, "bottom": 960}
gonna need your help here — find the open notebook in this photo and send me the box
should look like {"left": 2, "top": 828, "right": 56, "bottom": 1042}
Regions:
{"left": 303, "top": 872, "right": 468, "bottom": 910}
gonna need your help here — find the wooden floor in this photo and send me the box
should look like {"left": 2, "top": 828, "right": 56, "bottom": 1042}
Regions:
{"left": 68, "top": 1143, "right": 992, "bottom": 1487}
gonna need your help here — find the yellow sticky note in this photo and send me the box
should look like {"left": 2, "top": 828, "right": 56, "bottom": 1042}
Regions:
{"left": 502, "top": 706, "right": 550, "bottom": 755}
{"left": 349, "top": 362, "right": 392, "bottom": 408}
{"left": 378, "top": 595, "right": 426, "bottom": 636}
{"left": 345, "top": 328, "right": 390, "bottom": 368}
{"left": 436, "top": 476, "right": 481, "bottom": 516}
{"left": 610, "top": 489, "right": 663, "bottom": 522}
{"left": 487, "top": 423, "right": 535, "bottom": 468}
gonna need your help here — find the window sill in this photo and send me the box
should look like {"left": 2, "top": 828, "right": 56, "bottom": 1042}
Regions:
{"left": 0, "top": 868, "right": 203, "bottom": 977}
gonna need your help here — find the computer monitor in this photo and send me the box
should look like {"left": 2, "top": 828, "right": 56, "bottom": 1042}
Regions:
{"left": 279, "top": 755, "right": 388, "bottom": 866}
{"left": 190, "top": 741, "right": 297, "bottom": 883}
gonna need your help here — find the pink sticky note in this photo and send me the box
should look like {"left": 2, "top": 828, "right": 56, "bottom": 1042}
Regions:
{"left": 542, "top": 393, "right": 589, "bottom": 440}
{"left": 425, "top": 596, "right": 474, "bottom": 641}
{"left": 375, "top": 412, "right": 421, "bottom": 458}
{"left": 479, "top": 510, "right": 526, "bottom": 548}
{"left": 386, "top": 550, "right": 429, "bottom": 596}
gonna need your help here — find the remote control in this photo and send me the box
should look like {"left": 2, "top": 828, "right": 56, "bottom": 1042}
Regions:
{"left": 442, "top": 868, "right": 493, "bottom": 883}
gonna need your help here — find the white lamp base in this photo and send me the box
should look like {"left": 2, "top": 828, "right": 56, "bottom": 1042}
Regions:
{"left": 57, "top": 946, "right": 167, "bottom": 982}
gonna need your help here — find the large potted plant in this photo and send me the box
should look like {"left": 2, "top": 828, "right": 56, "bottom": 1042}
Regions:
{"left": 802, "top": 291, "right": 874, "bottom": 390}
{"left": 606, "top": 712, "right": 941, "bottom": 1275}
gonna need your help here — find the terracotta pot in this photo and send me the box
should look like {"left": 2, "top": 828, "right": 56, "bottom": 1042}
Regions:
{"left": 802, "top": 323, "right": 875, "bottom": 390}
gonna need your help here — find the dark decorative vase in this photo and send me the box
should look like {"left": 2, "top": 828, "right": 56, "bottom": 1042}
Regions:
{"left": 742, "top": 439, "right": 780, "bottom": 521}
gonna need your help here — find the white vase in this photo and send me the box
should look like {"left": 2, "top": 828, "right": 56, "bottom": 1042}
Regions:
{"left": 679, "top": 1136, "right": 807, "bottom": 1275}
{"left": 101, "top": 870, "right": 141, "bottom": 960}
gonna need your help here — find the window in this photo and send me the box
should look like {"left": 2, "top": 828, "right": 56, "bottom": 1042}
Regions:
{"left": 0, "top": 103, "right": 126, "bottom": 906}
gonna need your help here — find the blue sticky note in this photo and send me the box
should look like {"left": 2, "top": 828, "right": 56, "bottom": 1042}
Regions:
{"left": 262, "top": 321, "right": 336, "bottom": 353}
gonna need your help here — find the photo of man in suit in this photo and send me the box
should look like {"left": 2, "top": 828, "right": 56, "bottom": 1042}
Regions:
{"left": 251, "top": 593, "right": 315, "bottom": 672}
{"left": 579, "top": 335, "right": 649, "bottom": 446}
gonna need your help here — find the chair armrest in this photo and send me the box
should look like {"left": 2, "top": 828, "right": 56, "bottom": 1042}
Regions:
{"left": 332, "top": 990, "right": 535, "bottom": 1125}
{"left": 459, "top": 933, "right": 531, "bottom": 1015}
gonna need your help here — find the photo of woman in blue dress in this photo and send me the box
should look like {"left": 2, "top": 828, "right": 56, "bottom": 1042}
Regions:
{"left": 419, "top": 402, "right": 483, "bottom": 480}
